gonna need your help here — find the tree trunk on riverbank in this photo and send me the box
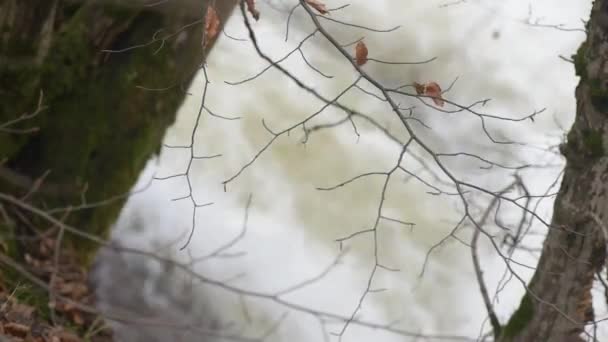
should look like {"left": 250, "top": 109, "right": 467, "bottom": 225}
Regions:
{"left": 0, "top": 0, "right": 233, "bottom": 314}
{"left": 499, "top": 1, "right": 608, "bottom": 341}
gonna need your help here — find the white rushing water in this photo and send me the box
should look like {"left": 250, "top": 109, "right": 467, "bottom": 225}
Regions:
{"left": 93, "top": 0, "right": 600, "bottom": 341}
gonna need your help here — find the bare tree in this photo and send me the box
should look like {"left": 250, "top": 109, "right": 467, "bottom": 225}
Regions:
{"left": 1, "top": 0, "right": 608, "bottom": 342}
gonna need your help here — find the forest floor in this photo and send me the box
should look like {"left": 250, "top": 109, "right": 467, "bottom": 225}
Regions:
{"left": 0, "top": 234, "right": 113, "bottom": 342}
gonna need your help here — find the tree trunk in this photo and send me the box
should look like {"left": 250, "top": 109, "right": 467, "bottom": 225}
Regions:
{"left": 0, "top": 0, "right": 233, "bottom": 289}
{"left": 500, "top": 1, "right": 608, "bottom": 341}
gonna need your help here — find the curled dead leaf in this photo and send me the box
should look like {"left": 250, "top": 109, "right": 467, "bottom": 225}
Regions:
{"left": 72, "top": 311, "right": 85, "bottom": 326}
{"left": 246, "top": 0, "right": 261, "bottom": 21}
{"left": 4, "top": 322, "right": 29, "bottom": 338}
{"left": 8, "top": 303, "right": 34, "bottom": 321}
{"left": 424, "top": 82, "right": 444, "bottom": 107}
{"left": 355, "top": 41, "right": 368, "bottom": 66}
{"left": 50, "top": 328, "right": 80, "bottom": 342}
{"left": 413, "top": 82, "right": 425, "bottom": 95}
{"left": 305, "top": 0, "right": 328, "bottom": 14}
{"left": 413, "top": 81, "right": 444, "bottom": 107}
{"left": 203, "top": 5, "right": 220, "bottom": 48}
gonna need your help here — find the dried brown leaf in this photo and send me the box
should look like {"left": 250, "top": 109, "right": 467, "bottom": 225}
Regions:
{"left": 413, "top": 81, "right": 444, "bottom": 107}
{"left": 246, "top": 0, "right": 260, "bottom": 21}
{"left": 355, "top": 41, "right": 368, "bottom": 66}
{"left": 413, "top": 82, "right": 425, "bottom": 95}
{"left": 424, "top": 81, "right": 444, "bottom": 107}
{"left": 203, "top": 5, "right": 220, "bottom": 48}
{"left": 305, "top": 0, "right": 328, "bottom": 14}
{"left": 4, "top": 322, "right": 30, "bottom": 338}
{"left": 51, "top": 329, "right": 80, "bottom": 342}
{"left": 9, "top": 303, "right": 34, "bottom": 320}
{"left": 71, "top": 312, "right": 85, "bottom": 326}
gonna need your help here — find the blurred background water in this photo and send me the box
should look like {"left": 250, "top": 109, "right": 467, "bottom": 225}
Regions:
{"left": 92, "top": 0, "right": 598, "bottom": 341}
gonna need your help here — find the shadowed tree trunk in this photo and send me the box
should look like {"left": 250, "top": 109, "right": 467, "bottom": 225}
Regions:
{"left": 0, "top": 0, "right": 233, "bottom": 291}
{"left": 499, "top": 1, "right": 608, "bottom": 341}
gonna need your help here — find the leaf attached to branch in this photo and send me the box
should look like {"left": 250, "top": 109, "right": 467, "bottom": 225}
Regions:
{"left": 413, "top": 81, "right": 444, "bottom": 107}
{"left": 203, "top": 5, "right": 220, "bottom": 48}
{"left": 305, "top": 0, "right": 328, "bottom": 15}
{"left": 355, "top": 41, "right": 368, "bottom": 66}
{"left": 246, "top": 0, "right": 261, "bottom": 21}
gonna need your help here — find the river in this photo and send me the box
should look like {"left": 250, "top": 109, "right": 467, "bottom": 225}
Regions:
{"left": 93, "top": 1, "right": 597, "bottom": 341}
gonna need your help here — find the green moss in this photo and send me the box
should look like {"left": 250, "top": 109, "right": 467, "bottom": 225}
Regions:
{"left": 588, "top": 78, "right": 608, "bottom": 113}
{"left": 1, "top": 0, "right": 207, "bottom": 316}
{"left": 30, "top": 3, "right": 200, "bottom": 263}
{"left": 0, "top": 221, "right": 52, "bottom": 319}
{"left": 573, "top": 41, "right": 588, "bottom": 80}
{"left": 0, "top": 61, "right": 41, "bottom": 159}
{"left": 571, "top": 41, "right": 608, "bottom": 113}
{"left": 501, "top": 293, "right": 534, "bottom": 339}
{"left": 582, "top": 128, "right": 604, "bottom": 158}
{"left": 29, "top": 7, "right": 181, "bottom": 262}
{"left": 4, "top": 279, "right": 52, "bottom": 319}
{"left": 563, "top": 126, "right": 605, "bottom": 162}
{"left": 40, "top": 24, "right": 91, "bottom": 97}
{"left": 102, "top": 2, "right": 142, "bottom": 19}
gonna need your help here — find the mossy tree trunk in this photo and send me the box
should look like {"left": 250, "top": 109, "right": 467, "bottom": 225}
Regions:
{"left": 0, "top": 0, "right": 233, "bottom": 268}
{"left": 499, "top": 2, "right": 608, "bottom": 341}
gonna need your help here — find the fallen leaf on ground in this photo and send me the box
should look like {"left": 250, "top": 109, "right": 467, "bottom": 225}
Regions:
{"left": 4, "top": 322, "right": 29, "bottom": 338}
{"left": 246, "top": 0, "right": 260, "bottom": 20}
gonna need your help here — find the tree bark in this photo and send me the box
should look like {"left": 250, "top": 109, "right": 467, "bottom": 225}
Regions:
{"left": 0, "top": 0, "right": 233, "bottom": 273}
{"left": 500, "top": 1, "right": 608, "bottom": 341}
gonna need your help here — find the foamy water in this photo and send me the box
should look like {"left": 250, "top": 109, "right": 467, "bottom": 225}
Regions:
{"left": 94, "top": 1, "right": 599, "bottom": 340}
